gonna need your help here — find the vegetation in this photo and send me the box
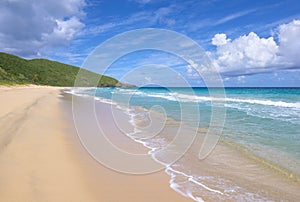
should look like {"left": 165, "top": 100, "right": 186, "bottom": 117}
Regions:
{"left": 0, "top": 52, "right": 124, "bottom": 87}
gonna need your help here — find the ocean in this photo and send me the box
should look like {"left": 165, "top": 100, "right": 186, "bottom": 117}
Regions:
{"left": 69, "top": 87, "right": 300, "bottom": 201}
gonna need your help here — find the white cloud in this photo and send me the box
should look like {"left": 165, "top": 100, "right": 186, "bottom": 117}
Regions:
{"left": 83, "top": 5, "right": 177, "bottom": 36}
{"left": 43, "top": 17, "right": 84, "bottom": 47}
{"left": 154, "top": 6, "right": 176, "bottom": 26}
{"left": 214, "top": 9, "right": 256, "bottom": 26}
{"left": 144, "top": 76, "right": 152, "bottom": 82}
{"left": 0, "top": 0, "right": 86, "bottom": 57}
{"left": 130, "top": 0, "right": 153, "bottom": 5}
{"left": 185, "top": 64, "right": 199, "bottom": 78}
{"left": 83, "top": 22, "right": 117, "bottom": 35}
{"left": 212, "top": 33, "right": 230, "bottom": 46}
{"left": 211, "top": 20, "right": 300, "bottom": 76}
{"left": 82, "top": 11, "right": 151, "bottom": 36}
{"left": 278, "top": 20, "right": 300, "bottom": 66}
{"left": 237, "top": 75, "right": 245, "bottom": 83}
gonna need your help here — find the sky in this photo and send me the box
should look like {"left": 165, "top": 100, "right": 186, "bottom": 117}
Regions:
{"left": 0, "top": 0, "right": 300, "bottom": 87}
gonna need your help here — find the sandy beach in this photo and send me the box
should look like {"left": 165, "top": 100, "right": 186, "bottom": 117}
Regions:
{"left": 0, "top": 86, "right": 190, "bottom": 202}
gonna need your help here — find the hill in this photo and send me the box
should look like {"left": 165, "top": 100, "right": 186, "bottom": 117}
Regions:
{"left": 0, "top": 52, "right": 123, "bottom": 87}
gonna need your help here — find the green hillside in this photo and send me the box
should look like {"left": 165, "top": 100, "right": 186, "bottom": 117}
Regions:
{"left": 0, "top": 52, "right": 122, "bottom": 87}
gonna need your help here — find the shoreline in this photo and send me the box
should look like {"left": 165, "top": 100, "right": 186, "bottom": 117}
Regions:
{"left": 1, "top": 85, "right": 299, "bottom": 201}
{"left": 220, "top": 138, "right": 300, "bottom": 182}
{"left": 96, "top": 88, "right": 300, "bottom": 182}
{"left": 0, "top": 86, "right": 190, "bottom": 201}
{"left": 68, "top": 87, "right": 300, "bottom": 201}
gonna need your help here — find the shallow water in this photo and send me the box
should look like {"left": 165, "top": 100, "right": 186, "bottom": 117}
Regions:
{"left": 68, "top": 87, "right": 300, "bottom": 201}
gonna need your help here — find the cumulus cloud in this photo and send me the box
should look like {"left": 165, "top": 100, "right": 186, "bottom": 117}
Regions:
{"left": 212, "top": 32, "right": 279, "bottom": 74}
{"left": 278, "top": 20, "right": 300, "bottom": 66}
{"left": 0, "top": 0, "right": 85, "bottom": 57}
{"left": 211, "top": 33, "right": 230, "bottom": 46}
{"left": 44, "top": 17, "right": 84, "bottom": 46}
{"left": 212, "top": 20, "right": 300, "bottom": 76}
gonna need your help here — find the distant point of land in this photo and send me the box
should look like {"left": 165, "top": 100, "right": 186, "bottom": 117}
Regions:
{"left": 0, "top": 52, "right": 132, "bottom": 87}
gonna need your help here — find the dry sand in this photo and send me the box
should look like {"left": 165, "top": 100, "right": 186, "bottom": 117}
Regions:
{"left": 0, "top": 86, "right": 190, "bottom": 202}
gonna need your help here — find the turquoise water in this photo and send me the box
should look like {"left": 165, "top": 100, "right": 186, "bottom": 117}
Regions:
{"left": 91, "top": 87, "right": 300, "bottom": 174}
{"left": 71, "top": 87, "right": 300, "bottom": 200}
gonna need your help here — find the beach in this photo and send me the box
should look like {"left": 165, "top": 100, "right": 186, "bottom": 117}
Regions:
{"left": 0, "top": 86, "right": 190, "bottom": 202}
{"left": 1, "top": 86, "right": 300, "bottom": 202}
{"left": 68, "top": 87, "right": 300, "bottom": 201}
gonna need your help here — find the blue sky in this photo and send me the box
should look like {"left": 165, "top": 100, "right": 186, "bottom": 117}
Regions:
{"left": 0, "top": 0, "right": 300, "bottom": 87}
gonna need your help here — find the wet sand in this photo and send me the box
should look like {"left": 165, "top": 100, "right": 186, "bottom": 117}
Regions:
{"left": 174, "top": 134, "right": 300, "bottom": 201}
{"left": 0, "top": 86, "right": 190, "bottom": 202}
{"left": 65, "top": 89, "right": 300, "bottom": 201}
